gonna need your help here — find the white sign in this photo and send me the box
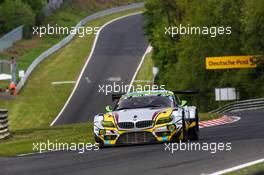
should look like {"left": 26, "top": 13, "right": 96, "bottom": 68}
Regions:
{"left": 19, "top": 70, "right": 25, "bottom": 78}
{"left": 0, "top": 73, "right": 11, "bottom": 81}
{"left": 152, "top": 67, "right": 159, "bottom": 77}
{"left": 215, "top": 88, "right": 239, "bottom": 101}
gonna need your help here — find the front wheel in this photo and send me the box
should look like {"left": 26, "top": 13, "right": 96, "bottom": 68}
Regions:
{"left": 94, "top": 135, "right": 104, "bottom": 147}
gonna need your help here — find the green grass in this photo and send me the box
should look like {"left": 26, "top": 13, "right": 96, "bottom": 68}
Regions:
{"left": 0, "top": 123, "right": 93, "bottom": 157}
{"left": 135, "top": 51, "right": 154, "bottom": 82}
{"left": 0, "top": 9, "right": 144, "bottom": 131}
{"left": 199, "top": 112, "right": 222, "bottom": 121}
{"left": 225, "top": 162, "right": 264, "bottom": 175}
{"left": 132, "top": 50, "right": 155, "bottom": 92}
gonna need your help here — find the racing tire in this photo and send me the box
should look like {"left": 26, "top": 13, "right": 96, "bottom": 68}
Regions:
{"left": 187, "top": 109, "right": 199, "bottom": 140}
{"left": 94, "top": 135, "right": 104, "bottom": 147}
{"left": 182, "top": 110, "right": 188, "bottom": 142}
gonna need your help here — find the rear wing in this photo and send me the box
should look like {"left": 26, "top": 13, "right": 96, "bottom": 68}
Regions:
{"left": 172, "top": 90, "right": 199, "bottom": 95}
{"left": 112, "top": 90, "right": 199, "bottom": 100}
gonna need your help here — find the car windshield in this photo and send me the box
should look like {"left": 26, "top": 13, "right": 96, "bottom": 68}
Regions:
{"left": 115, "top": 95, "right": 174, "bottom": 110}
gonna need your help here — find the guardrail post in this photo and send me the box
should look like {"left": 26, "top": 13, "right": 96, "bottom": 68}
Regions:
{"left": 0, "top": 109, "right": 9, "bottom": 140}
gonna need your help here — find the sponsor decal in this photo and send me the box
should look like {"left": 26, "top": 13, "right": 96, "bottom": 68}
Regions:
{"left": 205, "top": 56, "right": 258, "bottom": 69}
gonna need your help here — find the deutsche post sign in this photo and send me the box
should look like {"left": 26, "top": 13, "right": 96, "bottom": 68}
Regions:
{"left": 206, "top": 56, "right": 257, "bottom": 70}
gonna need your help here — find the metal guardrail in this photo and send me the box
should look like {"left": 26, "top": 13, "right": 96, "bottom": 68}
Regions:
{"left": 16, "top": 2, "right": 144, "bottom": 92}
{"left": 211, "top": 98, "right": 264, "bottom": 113}
{"left": 0, "top": 25, "right": 23, "bottom": 52}
{"left": 0, "top": 109, "right": 9, "bottom": 140}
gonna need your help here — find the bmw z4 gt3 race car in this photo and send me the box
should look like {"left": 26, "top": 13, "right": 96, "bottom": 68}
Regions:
{"left": 94, "top": 90, "right": 199, "bottom": 146}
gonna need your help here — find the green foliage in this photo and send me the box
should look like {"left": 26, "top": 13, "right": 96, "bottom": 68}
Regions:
{"left": 144, "top": 0, "right": 264, "bottom": 111}
{"left": 22, "top": 0, "right": 47, "bottom": 25}
{"left": 241, "top": 0, "right": 264, "bottom": 54}
{"left": 0, "top": 0, "right": 35, "bottom": 34}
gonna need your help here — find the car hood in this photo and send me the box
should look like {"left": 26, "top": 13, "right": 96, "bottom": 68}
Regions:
{"left": 113, "top": 108, "right": 168, "bottom": 123}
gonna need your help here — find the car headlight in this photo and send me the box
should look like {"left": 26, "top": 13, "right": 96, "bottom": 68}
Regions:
{"left": 101, "top": 121, "right": 115, "bottom": 127}
{"left": 156, "top": 117, "right": 173, "bottom": 125}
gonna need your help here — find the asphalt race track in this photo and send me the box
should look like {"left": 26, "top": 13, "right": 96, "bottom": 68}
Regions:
{"left": 53, "top": 14, "right": 148, "bottom": 125}
{"left": 1, "top": 109, "right": 264, "bottom": 175}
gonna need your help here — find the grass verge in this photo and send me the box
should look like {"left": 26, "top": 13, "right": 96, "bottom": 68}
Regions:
{"left": 134, "top": 51, "right": 154, "bottom": 82}
{"left": 0, "top": 123, "right": 93, "bottom": 157}
{"left": 199, "top": 112, "right": 222, "bottom": 121}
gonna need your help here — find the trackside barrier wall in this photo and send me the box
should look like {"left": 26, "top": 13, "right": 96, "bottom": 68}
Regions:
{"left": 0, "top": 25, "right": 24, "bottom": 52}
{"left": 0, "top": 109, "right": 9, "bottom": 140}
{"left": 16, "top": 2, "right": 144, "bottom": 92}
{"left": 211, "top": 98, "right": 264, "bottom": 113}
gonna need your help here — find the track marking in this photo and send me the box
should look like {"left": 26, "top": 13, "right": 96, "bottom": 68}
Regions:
{"left": 127, "top": 45, "right": 152, "bottom": 92}
{"left": 207, "top": 158, "right": 264, "bottom": 175}
{"left": 134, "top": 80, "right": 153, "bottom": 83}
{"left": 18, "top": 151, "right": 50, "bottom": 157}
{"left": 50, "top": 12, "right": 143, "bottom": 126}
{"left": 17, "top": 150, "right": 60, "bottom": 157}
{"left": 106, "top": 77, "right": 122, "bottom": 82}
{"left": 199, "top": 115, "right": 241, "bottom": 129}
{"left": 51, "top": 81, "right": 76, "bottom": 85}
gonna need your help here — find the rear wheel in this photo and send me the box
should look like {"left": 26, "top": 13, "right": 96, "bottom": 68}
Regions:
{"left": 182, "top": 110, "right": 188, "bottom": 141}
{"left": 187, "top": 109, "right": 199, "bottom": 140}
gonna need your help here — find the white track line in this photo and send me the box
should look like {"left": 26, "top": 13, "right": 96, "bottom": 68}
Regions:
{"left": 18, "top": 151, "right": 47, "bottom": 157}
{"left": 51, "top": 81, "right": 76, "bottom": 85}
{"left": 50, "top": 12, "right": 143, "bottom": 126}
{"left": 17, "top": 150, "right": 61, "bottom": 157}
{"left": 208, "top": 158, "right": 264, "bottom": 175}
{"left": 127, "top": 45, "right": 152, "bottom": 92}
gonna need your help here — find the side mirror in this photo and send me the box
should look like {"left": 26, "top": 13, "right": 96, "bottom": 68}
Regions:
{"left": 105, "top": 106, "right": 113, "bottom": 112}
{"left": 180, "top": 100, "right": 188, "bottom": 107}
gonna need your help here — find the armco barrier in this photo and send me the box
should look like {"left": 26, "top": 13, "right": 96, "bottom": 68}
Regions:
{"left": 0, "top": 109, "right": 9, "bottom": 140}
{"left": 0, "top": 25, "right": 23, "bottom": 52}
{"left": 16, "top": 2, "right": 144, "bottom": 92}
{"left": 211, "top": 98, "right": 264, "bottom": 113}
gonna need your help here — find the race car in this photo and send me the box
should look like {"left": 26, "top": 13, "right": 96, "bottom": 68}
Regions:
{"left": 93, "top": 90, "right": 199, "bottom": 146}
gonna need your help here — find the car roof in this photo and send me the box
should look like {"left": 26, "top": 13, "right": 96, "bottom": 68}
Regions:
{"left": 121, "top": 90, "right": 174, "bottom": 99}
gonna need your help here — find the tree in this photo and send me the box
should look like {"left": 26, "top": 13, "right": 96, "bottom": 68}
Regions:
{"left": 0, "top": 0, "right": 35, "bottom": 35}
{"left": 22, "top": 0, "right": 47, "bottom": 25}
{"left": 144, "top": 0, "right": 264, "bottom": 111}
